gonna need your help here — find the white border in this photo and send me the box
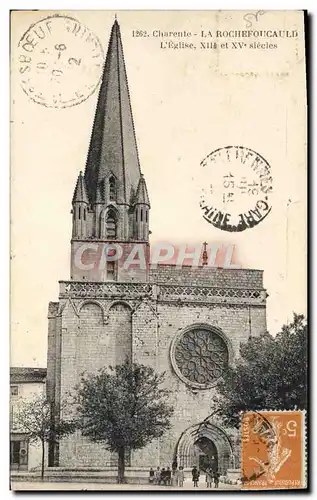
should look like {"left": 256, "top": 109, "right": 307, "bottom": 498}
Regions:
{"left": 4, "top": 2, "right": 314, "bottom": 499}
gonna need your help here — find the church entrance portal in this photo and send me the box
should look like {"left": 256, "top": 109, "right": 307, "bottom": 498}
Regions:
{"left": 176, "top": 422, "right": 233, "bottom": 474}
{"left": 194, "top": 436, "right": 218, "bottom": 471}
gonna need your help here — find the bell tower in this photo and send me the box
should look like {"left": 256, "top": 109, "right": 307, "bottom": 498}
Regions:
{"left": 70, "top": 19, "right": 150, "bottom": 282}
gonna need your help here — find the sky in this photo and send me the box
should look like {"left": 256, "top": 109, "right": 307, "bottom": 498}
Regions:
{"left": 10, "top": 10, "right": 307, "bottom": 367}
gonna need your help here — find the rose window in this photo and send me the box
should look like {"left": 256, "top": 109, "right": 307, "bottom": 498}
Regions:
{"left": 173, "top": 328, "right": 229, "bottom": 387}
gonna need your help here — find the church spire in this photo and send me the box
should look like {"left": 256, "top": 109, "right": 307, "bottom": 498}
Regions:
{"left": 70, "top": 20, "right": 150, "bottom": 282}
{"left": 84, "top": 19, "right": 141, "bottom": 205}
{"left": 135, "top": 174, "right": 150, "bottom": 206}
{"left": 72, "top": 171, "right": 89, "bottom": 204}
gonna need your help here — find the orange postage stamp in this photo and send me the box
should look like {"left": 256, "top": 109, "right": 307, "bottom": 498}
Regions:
{"left": 241, "top": 410, "right": 306, "bottom": 490}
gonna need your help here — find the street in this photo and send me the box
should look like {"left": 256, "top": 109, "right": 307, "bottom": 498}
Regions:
{"left": 12, "top": 480, "right": 241, "bottom": 491}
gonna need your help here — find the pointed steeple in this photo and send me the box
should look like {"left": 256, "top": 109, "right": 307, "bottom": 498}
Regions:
{"left": 84, "top": 19, "right": 141, "bottom": 205}
{"left": 72, "top": 171, "right": 89, "bottom": 204}
{"left": 70, "top": 19, "right": 151, "bottom": 281}
{"left": 135, "top": 175, "right": 150, "bottom": 206}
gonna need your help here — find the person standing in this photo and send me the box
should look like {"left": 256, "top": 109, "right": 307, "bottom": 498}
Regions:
{"left": 205, "top": 467, "right": 213, "bottom": 488}
{"left": 172, "top": 459, "right": 177, "bottom": 474}
{"left": 177, "top": 466, "right": 184, "bottom": 487}
{"left": 192, "top": 465, "right": 200, "bottom": 487}
{"left": 213, "top": 470, "right": 220, "bottom": 489}
{"left": 171, "top": 469, "right": 177, "bottom": 487}
{"left": 149, "top": 467, "right": 155, "bottom": 485}
{"left": 166, "top": 467, "right": 172, "bottom": 486}
{"left": 154, "top": 467, "right": 160, "bottom": 485}
{"left": 171, "top": 460, "right": 177, "bottom": 487}
{"left": 160, "top": 467, "right": 166, "bottom": 484}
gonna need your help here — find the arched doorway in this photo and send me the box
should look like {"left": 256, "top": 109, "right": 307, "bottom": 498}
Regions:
{"left": 176, "top": 422, "right": 233, "bottom": 474}
{"left": 194, "top": 436, "right": 218, "bottom": 472}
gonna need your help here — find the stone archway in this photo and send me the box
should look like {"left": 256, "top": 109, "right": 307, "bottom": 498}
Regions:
{"left": 194, "top": 436, "right": 218, "bottom": 471}
{"left": 176, "top": 422, "right": 233, "bottom": 474}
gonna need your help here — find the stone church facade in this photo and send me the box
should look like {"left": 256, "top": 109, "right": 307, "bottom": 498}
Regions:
{"left": 47, "top": 20, "right": 267, "bottom": 473}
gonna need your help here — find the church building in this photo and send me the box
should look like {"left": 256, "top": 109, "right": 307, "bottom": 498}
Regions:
{"left": 46, "top": 19, "right": 268, "bottom": 474}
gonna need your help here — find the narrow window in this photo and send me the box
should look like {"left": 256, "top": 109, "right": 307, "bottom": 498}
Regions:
{"left": 84, "top": 208, "right": 86, "bottom": 221}
{"left": 136, "top": 209, "right": 138, "bottom": 223}
{"left": 10, "top": 441, "right": 21, "bottom": 466}
{"left": 109, "top": 177, "right": 116, "bottom": 201}
{"left": 140, "top": 208, "right": 143, "bottom": 222}
{"left": 10, "top": 385, "right": 18, "bottom": 396}
{"left": 106, "top": 210, "right": 117, "bottom": 239}
{"left": 107, "top": 261, "right": 115, "bottom": 281}
{"left": 79, "top": 206, "right": 81, "bottom": 220}
{"left": 146, "top": 209, "right": 148, "bottom": 223}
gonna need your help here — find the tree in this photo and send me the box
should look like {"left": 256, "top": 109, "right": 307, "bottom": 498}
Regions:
{"left": 217, "top": 313, "right": 307, "bottom": 428}
{"left": 74, "top": 359, "right": 174, "bottom": 483}
{"left": 11, "top": 393, "right": 76, "bottom": 480}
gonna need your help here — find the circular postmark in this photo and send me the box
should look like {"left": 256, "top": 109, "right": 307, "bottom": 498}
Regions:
{"left": 199, "top": 146, "right": 273, "bottom": 232}
{"left": 17, "top": 15, "right": 104, "bottom": 109}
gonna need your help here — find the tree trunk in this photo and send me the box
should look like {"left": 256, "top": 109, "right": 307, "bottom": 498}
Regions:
{"left": 41, "top": 439, "right": 45, "bottom": 481}
{"left": 117, "top": 447, "right": 125, "bottom": 484}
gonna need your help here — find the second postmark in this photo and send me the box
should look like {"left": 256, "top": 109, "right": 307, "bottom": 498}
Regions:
{"left": 199, "top": 146, "right": 273, "bottom": 232}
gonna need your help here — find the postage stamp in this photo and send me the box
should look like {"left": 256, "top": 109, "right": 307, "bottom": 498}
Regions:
{"left": 17, "top": 14, "right": 104, "bottom": 108}
{"left": 199, "top": 146, "right": 273, "bottom": 232}
{"left": 241, "top": 410, "right": 306, "bottom": 490}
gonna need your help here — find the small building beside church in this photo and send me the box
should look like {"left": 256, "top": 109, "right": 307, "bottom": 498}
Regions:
{"left": 46, "top": 19, "right": 267, "bottom": 473}
{"left": 10, "top": 367, "right": 47, "bottom": 471}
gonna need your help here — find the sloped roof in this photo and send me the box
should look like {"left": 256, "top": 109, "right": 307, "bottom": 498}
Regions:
{"left": 72, "top": 171, "right": 89, "bottom": 204}
{"left": 135, "top": 175, "right": 150, "bottom": 206}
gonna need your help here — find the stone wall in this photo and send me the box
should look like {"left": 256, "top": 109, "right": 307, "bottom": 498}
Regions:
{"left": 150, "top": 265, "right": 264, "bottom": 288}
{"left": 58, "top": 299, "right": 133, "bottom": 467}
{"left": 48, "top": 264, "right": 266, "bottom": 469}
{"left": 70, "top": 240, "right": 150, "bottom": 282}
{"left": 131, "top": 301, "right": 266, "bottom": 467}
